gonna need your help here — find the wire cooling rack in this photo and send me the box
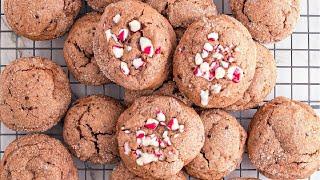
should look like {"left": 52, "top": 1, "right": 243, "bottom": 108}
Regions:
{"left": 0, "top": 0, "right": 319, "bottom": 179}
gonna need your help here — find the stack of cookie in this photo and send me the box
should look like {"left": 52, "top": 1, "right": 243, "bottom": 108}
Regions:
{"left": 1, "top": 0, "right": 319, "bottom": 180}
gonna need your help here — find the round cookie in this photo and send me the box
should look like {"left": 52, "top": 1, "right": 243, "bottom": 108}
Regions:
{"left": 173, "top": 15, "right": 257, "bottom": 108}
{"left": 63, "top": 95, "right": 124, "bottom": 164}
{"left": 124, "top": 81, "right": 193, "bottom": 106}
{"left": 93, "top": 0, "right": 176, "bottom": 90}
{"left": 225, "top": 42, "right": 277, "bottom": 111}
{"left": 0, "top": 57, "right": 71, "bottom": 132}
{"left": 248, "top": 96, "right": 320, "bottom": 179}
{"left": 229, "top": 0, "right": 300, "bottom": 43}
{"left": 0, "top": 134, "right": 78, "bottom": 180}
{"left": 86, "top": 0, "right": 118, "bottom": 12}
{"left": 117, "top": 96, "right": 204, "bottom": 179}
{"left": 4, "top": 0, "right": 82, "bottom": 41}
{"left": 64, "top": 13, "right": 110, "bottom": 86}
{"left": 110, "top": 162, "right": 186, "bottom": 180}
{"left": 185, "top": 110, "right": 247, "bottom": 180}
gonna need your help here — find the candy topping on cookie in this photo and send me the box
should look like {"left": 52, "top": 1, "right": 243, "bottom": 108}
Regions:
{"left": 132, "top": 58, "right": 145, "bottom": 69}
{"left": 120, "top": 61, "right": 130, "bottom": 75}
{"left": 121, "top": 110, "right": 185, "bottom": 166}
{"left": 113, "top": 45, "right": 124, "bottom": 58}
{"left": 140, "top": 37, "right": 154, "bottom": 57}
{"left": 129, "top": 20, "right": 141, "bottom": 32}
{"left": 105, "top": 29, "right": 112, "bottom": 41}
{"left": 227, "top": 66, "right": 243, "bottom": 83}
{"left": 211, "top": 84, "right": 222, "bottom": 93}
{"left": 113, "top": 14, "right": 121, "bottom": 24}
{"left": 208, "top": 32, "right": 219, "bottom": 41}
{"left": 200, "top": 90, "right": 209, "bottom": 106}
{"left": 118, "top": 29, "right": 129, "bottom": 42}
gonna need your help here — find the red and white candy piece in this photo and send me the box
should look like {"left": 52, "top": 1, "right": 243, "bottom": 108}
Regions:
{"left": 136, "top": 130, "right": 145, "bottom": 139}
{"left": 105, "top": 29, "right": 112, "bottom": 41}
{"left": 113, "top": 14, "right": 121, "bottom": 24}
{"left": 155, "top": 47, "right": 161, "bottom": 54}
{"left": 212, "top": 52, "right": 224, "bottom": 60}
{"left": 156, "top": 111, "right": 166, "bottom": 122}
{"left": 113, "top": 45, "right": 124, "bottom": 58}
{"left": 141, "top": 135, "right": 159, "bottom": 147}
{"left": 195, "top": 53, "right": 203, "bottom": 65}
{"left": 201, "top": 50, "right": 209, "bottom": 58}
{"left": 120, "top": 61, "right": 130, "bottom": 75}
{"left": 144, "top": 118, "right": 159, "bottom": 130}
{"left": 200, "top": 62, "right": 210, "bottom": 72}
{"left": 129, "top": 20, "right": 141, "bottom": 32}
{"left": 193, "top": 67, "right": 202, "bottom": 77}
{"left": 132, "top": 58, "right": 145, "bottom": 69}
{"left": 118, "top": 29, "right": 129, "bottom": 42}
{"left": 167, "top": 118, "right": 179, "bottom": 131}
{"left": 208, "top": 32, "right": 219, "bottom": 41}
{"left": 136, "top": 152, "right": 158, "bottom": 166}
{"left": 162, "top": 131, "right": 172, "bottom": 146}
{"left": 215, "top": 67, "right": 226, "bottom": 79}
{"left": 140, "top": 37, "right": 154, "bottom": 57}
{"left": 179, "top": 125, "right": 185, "bottom": 133}
{"left": 200, "top": 90, "right": 209, "bottom": 106}
{"left": 211, "top": 84, "right": 222, "bottom": 94}
{"left": 220, "top": 61, "right": 229, "bottom": 68}
{"left": 204, "top": 43, "right": 214, "bottom": 52}
{"left": 227, "top": 66, "right": 243, "bottom": 83}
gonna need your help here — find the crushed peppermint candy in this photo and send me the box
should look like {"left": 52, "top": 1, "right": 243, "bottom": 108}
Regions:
{"left": 156, "top": 111, "right": 166, "bottom": 122}
{"left": 105, "top": 29, "right": 112, "bottom": 41}
{"left": 136, "top": 152, "right": 158, "bottom": 166}
{"left": 167, "top": 118, "right": 179, "bottom": 131}
{"left": 144, "top": 119, "right": 159, "bottom": 130}
{"left": 211, "top": 84, "right": 222, "bottom": 93}
{"left": 155, "top": 47, "right": 161, "bottom": 54}
{"left": 227, "top": 66, "right": 243, "bottom": 83}
{"left": 132, "top": 58, "right": 145, "bottom": 69}
{"left": 195, "top": 53, "right": 203, "bottom": 65}
{"left": 120, "top": 61, "right": 130, "bottom": 75}
{"left": 204, "top": 43, "right": 214, "bottom": 52}
{"left": 140, "top": 37, "right": 154, "bottom": 57}
{"left": 215, "top": 67, "right": 225, "bottom": 79}
{"left": 113, "top": 45, "right": 124, "bottom": 58}
{"left": 118, "top": 29, "right": 129, "bottom": 42}
{"left": 113, "top": 14, "right": 121, "bottom": 24}
{"left": 129, "top": 20, "right": 141, "bottom": 32}
{"left": 208, "top": 32, "right": 219, "bottom": 41}
{"left": 200, "top": 90, "right": 209, "bottom": 106}
{"left": 201, "top": 50, "right": 209, "bottom": 58}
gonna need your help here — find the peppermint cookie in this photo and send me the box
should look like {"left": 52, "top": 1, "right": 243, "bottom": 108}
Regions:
{"left": 110, "top": 162, "right": 186, "bottom": 180}
{"left": 4, "top": 0, "right": 82, "bottom": 41}
{"left": 225, "top": 43, "right": 277, "bottom": 111}
{"left": 173, "top": 15, "right": 257, "bottom": 108}
{"left": 124, "top": 81, "right": 193, "bottom": 106}
{"left": 86, "top": 0, "right": 117, "bottom": 12}
{"left": 0, "top": 57, "right": 71, "bottom": 132}
{"left": 230, "top": 0, "right": 300, "bottom": 43}
{"left": 0, "top": 134, "right": 78, "bottom": 180}
{"left": 63, "top": 95, "right": 124, "bottom": 164}
{"left": 117, "top": 96, "right": 204, "bottom": 179}
{"left": 248, "top": 97, "right": 320, "bottom": 179}
{"left": 185, "top": 110, "right": 246, "bottom": 179}
{"left": 93, "top": 0, "right": 176, "bottom": 90}
{"left": 64, "top": 13, "right": 110, "bottom": 86}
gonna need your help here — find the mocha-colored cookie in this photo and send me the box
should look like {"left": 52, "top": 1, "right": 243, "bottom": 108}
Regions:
{"left": 248, "top": 96, "right": 320, "bottom": 179}
{"left": 225, "top": 43, "right": 277, "bottom": 111}
{"left": 63, "top": 95, "right": 124, "bottom": 164}
{"left": 64, "top": 13, "right": 110, "bottom": 86}
{"left": 0, "top": 134, "right": 78, "bottom": 180}
{"left": 173, "top": 15, "right": 257, "bottom": 108}
{"left": 229, "top": 0, "right": 300, "bottom": 43}
{"left": 93, "top": 0, "right": 176, "bottom": 90}
{"left": 185, "top": 110, "right": 247, "bottom": 179}
{"left": 117, "top": 96, "right": 204, "bottom": 179}
{"left": 4, "top": 0, "right": 82, "bottom": 41}
{"left": 110, "top": 162, "right": 186, "bottom": 180}
{"left": 0, "top": 57, "right": 71, "bottom": 132}
{"left": 124, "top": 81, "right": 193, "bottom": 106}
{"left": 86, "top": 0, "right": 118, "bottom": 11}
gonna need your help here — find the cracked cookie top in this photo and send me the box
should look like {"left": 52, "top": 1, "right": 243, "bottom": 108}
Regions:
{"left": 86, "top": 0, "right": 119, "bottom": 12}
{"left": 64, "top": 13, "right": 110, "bottom": 86}
{"left": 173, "top": 15, "right": 257, "bottom": 108}
{"left": 225, "top": 42, "right": 277, "bottom": 111}
{"left": 117, "top": 95, "right": 204, "bottom": 179}
{"left": 110, "top": 161, "right": 186, "bottom": 180}
{"left": 0, "top": 134, "right": 78, "bottom": 180}
{"left": 4, "top": 0, "right": 82, "bottom": 41}
{"left": 248, "top": 96, "right": 320, "bottom": 179}
{"left": 93, "top": 0, "right": 176, "bottom": 90}
{"left": 0, "top": 57, "right": 71, "bottom": 132}
{"left": 185, "top": 110, "right": 247, "bottom": 180}
{"left": 229, "top": 0, "right": 300, "bottom": 43}
{"left": 63, "top": 95, "right": 124, "bottom": 164}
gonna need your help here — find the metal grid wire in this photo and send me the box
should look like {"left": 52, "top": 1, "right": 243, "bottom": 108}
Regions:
{"left": 0, "top": 0, "right": 319, "bottom": 179}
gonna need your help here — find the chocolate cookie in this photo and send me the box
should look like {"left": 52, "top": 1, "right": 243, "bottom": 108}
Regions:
{"left": 0, "top": 57, "right": 71, "bottom": 132}
{"left": 185, "top": 110, "right": 247, "bottom": 179}
{"left": 4, "top": 0, "right": 82, "bottom": 41}
{"left": 173, "top": 15, "right": 257, "bottom": 108}
{"left": 0, "top": 134, "right": 78, "bottom": 180}
{"left": 110, "top": 162, "right": 186, "bottom": 180}
{"left": 248, "top": 97, "right": 320, "bottom": 179}
{"left": 64, "top": 13, "right": 110, "bottom": 86}
{"left": 93, "top": 0, "right": 176, "bottom": 90}
{"left": 225, "top": 42, "right": 277, "bottom": 111}
{"left": 229, "top": 0, "right": 300, "bottom": 43}
{"left": 117, "top": 96, "right": 204, "bottom": 179}
{"left": 63, "top": 95, "right": 124, "bottom": 164}
{"left": 86, "top": 0, "right": 117, "bottom": 12}
{"left": 124, "top": 81, "right": 193, "bottom": 106}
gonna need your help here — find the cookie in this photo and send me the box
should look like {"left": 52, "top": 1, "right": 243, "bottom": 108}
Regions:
{"left": 64, "top": 13, "right": 110, "bottom": 86}
{"left": 0, "top": 57, "right": 71, "bottom": 132}
{"left": 117, "top": 96, "right": 204, "bottom": 179}
{"left": 4, "top": 0, "right": 82, "bottom": 41}
{"left": 248, "top": 97, "right": 320, "bottom": 179}
{"left": 110, "top": 162, "right": 186, "bottom": 180}
{"left": 63, "top": 95, "right": 124, "bottom": 164}
{"left": 229, "top": 0, "right": 300, "bottom": 43}
{"left": 124, "top": 81, "right": 193, "bottom": 106}
{"left": 173, "top": 15, "right": 257, "bottom": 108}
{"left": 225, "top": 42, "right": 277, "bottom": 111}
{"left": 185, "top": 110, "right": 247, "bottom": 179}
{"left": 86, "top": 0, "right": 117, "bottom": 11}
{"left": 231, "top": 178, "right": 259, "bottom": 180}
{"left": 0, "top": 134, "right": 78, "bottom": 180}
{"left": 93, "top": 0, "right": 176, "bottom": 90}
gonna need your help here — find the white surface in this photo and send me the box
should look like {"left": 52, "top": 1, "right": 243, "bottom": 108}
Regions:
{"left": 0, "top": 0, "right": 319, "bottom": 179}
